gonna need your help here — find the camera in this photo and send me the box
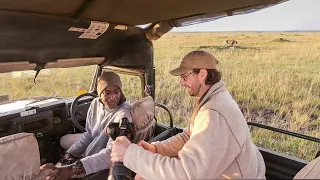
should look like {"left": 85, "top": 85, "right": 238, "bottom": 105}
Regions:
{"left": 106, "top": 117, "right": 136, "bottom": 180}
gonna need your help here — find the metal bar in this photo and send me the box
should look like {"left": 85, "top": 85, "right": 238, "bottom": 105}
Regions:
{"left": 89, "top": 65, "right": 102, "bottom": 93}
{"left": 155, "top": 103, "right": 173, "bottom": 128}
{"left": 103, "top": 66, "right": 146, "bottom": 97}
{"left": 73, "top": 0, "right": 96, "bottom": 20}
{"left": 104, "top": 66, "right": 145, "bottom": 75}
{"left": 139, "top": 75, "right": 146, "bottom": 98}
{"left": 145, "top": 52, "right": 155, "bottom": 100}
{"left": 143, "top": 22, "right": 158, "bottom": 31}
{"left": 248, "top": 122, "right": 320, "bottom": 143}
{"left": 151, "top": 67, "right": 155, "bottom": 99}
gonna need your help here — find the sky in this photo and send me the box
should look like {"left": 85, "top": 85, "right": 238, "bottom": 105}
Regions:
{"left": 173, "top": 0, "right": 320, "bottom": 32}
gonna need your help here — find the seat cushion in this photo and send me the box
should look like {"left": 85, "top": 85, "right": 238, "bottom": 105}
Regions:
{"left": 0, "top": 133, "right": 40, "bottom": 180}
{"left": 130, "top": 96, "right": 156, "bottom": 143}
{"left": 294, "top": 156, "right": 320, "bottom": 179}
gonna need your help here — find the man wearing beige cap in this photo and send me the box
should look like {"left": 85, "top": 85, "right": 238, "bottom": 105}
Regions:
{"left": 111, "top": 50, "right": 266, "bottom": 179}
{"left": 41, "top": 72, "right": 155, "bottom": 179}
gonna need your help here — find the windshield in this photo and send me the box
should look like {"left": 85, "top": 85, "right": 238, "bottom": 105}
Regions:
{"left": 0, "top": 65, "right": 96, "bottom": 104}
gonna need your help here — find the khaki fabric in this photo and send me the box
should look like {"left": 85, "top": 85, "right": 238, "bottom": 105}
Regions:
{"left": 130, "top": 96, "right": 156, "bottom": 143}
{"left": 169, "top": 50, "right": 218, "bottom": 75}
{"left": 33, "top": 169, "right": 54, "bottom": 180}
{"left": 294, "top": 156, "right": 320, "bottom": 179}
{"left": 0, "top": 0, "right": 285, "bottom": 25}
{"left": 0, "top": 133, "right": 40, "bottom": 180}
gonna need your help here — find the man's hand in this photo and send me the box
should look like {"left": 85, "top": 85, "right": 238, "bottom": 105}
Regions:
{"left": 134, "top": 173, "right": 146, "bottom": 180}
{"left": 41, "top": 163, "right": 74, "bottom": 180}
{"left": 111, "top": 136, "right": 131, "bottom": 162}
{"left": 33, "top": 165, "right": 57, "bottom": 180}
{"left": 137, "top": 140, "right": 157, "bottom": 154}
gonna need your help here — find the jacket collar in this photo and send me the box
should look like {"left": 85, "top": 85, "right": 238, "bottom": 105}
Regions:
{"left": 199, "top": 80, "right": 226, "bottom": 108}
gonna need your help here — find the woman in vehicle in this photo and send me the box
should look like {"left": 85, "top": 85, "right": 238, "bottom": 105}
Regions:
{"left": 41, "top": 71, "right": 155, "bottom": 179}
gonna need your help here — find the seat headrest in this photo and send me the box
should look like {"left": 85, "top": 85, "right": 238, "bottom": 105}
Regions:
{"left": 130, "top": 96, "right": 156, "bottom": 143}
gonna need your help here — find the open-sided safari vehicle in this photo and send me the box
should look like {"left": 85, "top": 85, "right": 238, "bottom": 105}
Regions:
{"left": 0, "top": 0, "right": 319, "bottom": 179}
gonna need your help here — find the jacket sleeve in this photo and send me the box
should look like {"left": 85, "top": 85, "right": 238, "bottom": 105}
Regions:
{"left": 66, "top": 101, "right": 95, "bottom": 157}
{"left": 81, "top": 107, "right": 132, "bottom": 175}
{"left": 123, "top": 109, "right": 242, "bottom": 179}
{"left": 152, "top": 128, "right": 190, "bottom": 157}
{"left": 81, "top": 138, "right": 112, "bottom": 175}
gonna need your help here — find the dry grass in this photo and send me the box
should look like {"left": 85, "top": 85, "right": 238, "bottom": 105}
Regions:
{"left": 0, "top": 32, "right": 319, "bottom": 161}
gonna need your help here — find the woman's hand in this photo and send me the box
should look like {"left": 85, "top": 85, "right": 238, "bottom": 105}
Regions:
{"left": 60, "top": 153, "right": 77, "bottom": 165}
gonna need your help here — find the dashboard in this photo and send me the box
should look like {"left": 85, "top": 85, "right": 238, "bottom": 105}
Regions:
{"left": 0, "top": 96, "right": 93, "bottom": 163}
{"left": 1, "top": 98, "right": 69, "bottom": 138}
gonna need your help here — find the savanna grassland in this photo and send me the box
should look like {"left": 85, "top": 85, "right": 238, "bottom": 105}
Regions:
{"left": 0, "top": 32, "right": 319, "bottom": 161}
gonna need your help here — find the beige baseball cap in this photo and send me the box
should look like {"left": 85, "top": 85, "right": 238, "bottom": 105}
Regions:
{"left": 169, "top": 50, "right": 219, "bottom": 76}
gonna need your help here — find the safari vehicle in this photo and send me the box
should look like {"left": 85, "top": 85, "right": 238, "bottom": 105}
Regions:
{"left": 0, "top": 0, "right": 319, "bottom": 179}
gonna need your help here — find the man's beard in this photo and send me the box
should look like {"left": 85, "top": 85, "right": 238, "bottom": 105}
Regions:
{"left": 187, "top": 82, "right": 201, "bottom": 97}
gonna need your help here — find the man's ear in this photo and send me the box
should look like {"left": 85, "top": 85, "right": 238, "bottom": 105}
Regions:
{"left": 198, "top": 69, "right": 208, "bottom": 83}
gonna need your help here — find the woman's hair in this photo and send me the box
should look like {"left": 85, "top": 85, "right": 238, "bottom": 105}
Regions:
{"left": 192, "top": 68, "right": 222, "bottom": 85}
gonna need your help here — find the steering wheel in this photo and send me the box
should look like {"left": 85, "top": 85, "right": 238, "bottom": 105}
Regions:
{"left": 70, "top": 93, "right": 98, "bottom": 132}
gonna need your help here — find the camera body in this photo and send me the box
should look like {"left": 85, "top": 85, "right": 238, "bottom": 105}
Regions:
{"left": 107, "top": 117, "right": 136, "bottom": 180}
{"left": 107, "top": 117, "right": 135, "bottom": 142}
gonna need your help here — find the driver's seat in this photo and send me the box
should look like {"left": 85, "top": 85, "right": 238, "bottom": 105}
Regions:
{"left": 0, "top": 133, "right": 40, "bottom": 180}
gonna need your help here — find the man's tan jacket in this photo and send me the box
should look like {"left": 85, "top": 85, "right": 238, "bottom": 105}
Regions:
{"left": 123, "top": 81, "right": 266, "bottom": 179}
